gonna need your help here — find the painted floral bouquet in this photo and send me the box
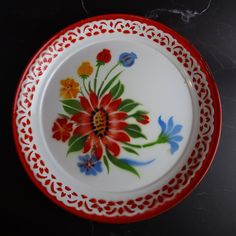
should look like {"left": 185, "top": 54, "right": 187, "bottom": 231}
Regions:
{"left": 52, "top": 49, "right": 183, "bottom": 177}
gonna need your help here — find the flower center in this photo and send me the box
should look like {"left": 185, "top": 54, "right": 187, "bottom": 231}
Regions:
{"left": 59, "top": 124, "right": 69, "bottom": 133}
{"left": 86, "top": 160, "right": 94, "bottom": 169}
{"left": 91, "top": 108, "right": 109, "bottom": 138}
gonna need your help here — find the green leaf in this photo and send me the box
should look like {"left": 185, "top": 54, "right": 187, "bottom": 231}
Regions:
{"left": 67, "top": 135, "right": 87, "bottom": 156}
{"left": 126, "top": 124, "right": 141, "bottom": 132}
{"left": 103, "top": 155, "right": 110, "bottom": 173}
{"left": 122, "top": 146, "right": 139, "bottom": 156}
{"left": 106, "top": 150, "right": 140, "bottom": 177}
{"left": 61, "top": 99, "right": 81, "bottom": 115}
{"left": 68, "top": 135, "right": 78, "bottom": 146}
{"left": 119, "top": 99, "right": 133, "bottom": 109}
{"left": 130, "top": 110, "right": 148, "bottom": 119}
{"left": 125, "top": 124, "right": 147, "bottom": 139}
{"left": 110, "top": 81, "right": 121, "bottom": 98}
{"left": 119, "top": 99, "right": 139, "bottom": 112}
{"left": 114, "top": 83, "right": 124, "bottom": 99}
{"left": 62, "top": 106, "right": 78, "bottom": 115}
{"left": 61, "top": 99, "right": 81, "bottom": 109}
{"left": 100, "top": 71, "right": 123, "bottom": 97}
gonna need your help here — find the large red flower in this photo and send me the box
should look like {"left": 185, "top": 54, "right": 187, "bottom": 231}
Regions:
{"left": 52, "top": 118, "right": 73, "bottom": 142}
{"left": 71, "top": 92, "right": 130, "bottom": 159}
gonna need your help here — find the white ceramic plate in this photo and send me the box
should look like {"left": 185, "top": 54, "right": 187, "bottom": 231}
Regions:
{"left": 13, "top": 14, "right": 221, "bottom": 223}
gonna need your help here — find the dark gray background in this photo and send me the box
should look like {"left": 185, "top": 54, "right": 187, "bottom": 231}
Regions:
{"left": 2, "top": 0, "right": 236, "bottom": 235}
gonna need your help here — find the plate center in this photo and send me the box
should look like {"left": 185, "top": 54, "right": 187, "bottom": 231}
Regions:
{"left": 40, "top": 40, "right": 193, "bottom": 192}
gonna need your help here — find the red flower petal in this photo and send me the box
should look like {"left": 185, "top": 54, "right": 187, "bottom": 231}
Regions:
{"left": 83, "top": 136, "right": 93, "bottom": 153}
{"left": 138, "top": 119, "right": 149, "bottom": 124}
{"left": 108, "top": 131, "right": 130, "bottom": 142}
{"left": 109, "top": 121, "right": 128, "bottom": 130}
{"left": 52, "top": 122, "right": 59, "bottom": 132}
{"left": 94, "top": 140, "right": 103, "bottom": 159}
{"left": 62, "top": 132, "right": 70, "bottom": 142}
{"left": 100, "top": 93, "right": 112, "bottom": 108}
{"left": 79, "top": 96, "right": 93, "bottom": 113}
{"left": 106, "top": 98, "right": 122, "bottom": 113}
{"left": 73, "top": 125, "right": 91, "bottom": 136}
{"left": 66, "top": 123, "right": 73, "bottom": 132}
{"left": 57, "top": 118, "right": 67, "bottom": 126}
{"left": 52, "top": 131, "right": 61, "bottom": 140}
{"left": 71, "top": 112, "right": 90, "bottom": 124}
{"left": 89, "top": 92, "right": 98, "bottom": 109}
{"left": 102, "top": 137, "right": 120, "bottom": 156}
{"left": 109, "top": 112, "right": 127, "bottom": 121}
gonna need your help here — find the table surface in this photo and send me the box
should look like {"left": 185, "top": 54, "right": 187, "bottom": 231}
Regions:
{"left": 2, "top": 0, "right": 236, "bottom": 235}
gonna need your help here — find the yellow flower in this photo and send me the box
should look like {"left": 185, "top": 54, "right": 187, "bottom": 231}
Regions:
{"left": 60, "top": 77, "right": 80, "bottom": 99}
{"left": 77, "top": 61, "right": 93, "bottom": 79}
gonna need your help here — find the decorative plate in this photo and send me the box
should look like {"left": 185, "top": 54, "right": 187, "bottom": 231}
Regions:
{"left": 13, "top": 14, "right": 221, "bottom": 223}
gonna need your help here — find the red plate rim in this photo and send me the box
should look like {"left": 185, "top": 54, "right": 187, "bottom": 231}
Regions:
{"left": 12, "top": 14, "right": 222, "bottom": 223}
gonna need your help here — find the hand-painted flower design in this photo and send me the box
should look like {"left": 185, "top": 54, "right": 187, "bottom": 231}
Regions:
{"left": 52, "top": 49, "right": 184, "bottom": 177}
{"left": 77, "top": 155, "right": 102, "bottom": 176}
{"left": 71, "top": 92, "right": 130, "bottom": 159}
{"left": 157, "top": 116, "right": 183, "bottom": 154}
{"left": 60, "top": 78, "right": 80, "bottom": 99}
{"left": 96, "top": 49, "right": 112, "bottom": 65}
{"left": 52, "top": 118, "right": 73, "bottom": 142}
{"left": 119, "top": 52, "right": 137, "bottom": 67}
{"left": 77, "top": 62, "right": 93, "bottom": 79}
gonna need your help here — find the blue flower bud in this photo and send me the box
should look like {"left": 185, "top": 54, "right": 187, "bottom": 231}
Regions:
{"left": 119, "top": 52, "right": 137, "bottom": 67}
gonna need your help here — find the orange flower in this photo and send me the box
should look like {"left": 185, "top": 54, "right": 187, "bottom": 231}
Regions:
{"left": 77, "top": 62, "right": 93, "bottom": 79}
{"left": 60, "top": 78, "right": 80, "bottom": 99}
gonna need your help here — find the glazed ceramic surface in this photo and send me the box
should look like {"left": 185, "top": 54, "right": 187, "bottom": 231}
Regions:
{"left": 13, "top": 14, "right": 221, "bottom": 223}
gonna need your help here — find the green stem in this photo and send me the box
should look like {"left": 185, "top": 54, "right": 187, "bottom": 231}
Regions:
{"left": 126, "top": 115, "right": 132, "bottom": 119}
{"left": 88, "top": 81, "right": 92, "bottom": 92}
{"left": 94, "top": 65, "right": 101, "bottom": 93}
{"left": 97, "top": 62, "right": 120, "bottom": 97}
{"left": 83, "top": 79, "right": 89, "bottom": 95}
{"left": 142, "top": 140, "right": 160, "bottom": 148}
{"left": 80, "top": 88, "right": 84, "bottom": 96}
{"left": 124, "top": 137, "right": 166, "bottom": 149}
{"left": 123, "top": 143, "right": 142, "bottom": 149}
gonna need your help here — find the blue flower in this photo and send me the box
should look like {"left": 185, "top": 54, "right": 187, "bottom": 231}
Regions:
{"left": 77, "top": 155, "right": 102, "bottom": 176}
{"left": 119, "top": 52, "right": 137, "bottom": 67}
{"left": 157, "top": 116, "right": 183, "bottom": 154}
